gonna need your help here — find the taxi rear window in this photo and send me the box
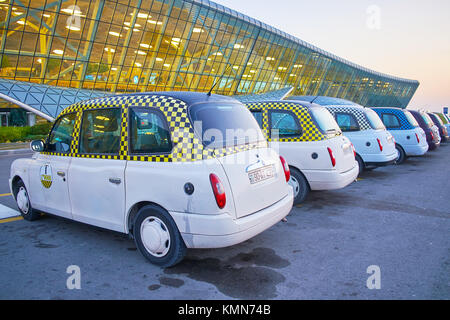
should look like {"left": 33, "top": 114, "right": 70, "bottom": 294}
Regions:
{"left": 365, "top": 108, "right": 386, "bottom": 130}
{"left": 404, "top": 111, "right": 419, "bottom": 127}
{"left": 189, "top": 102, "right": 265, "bottom": 148}
{"left": 309, "top": 107, "right": 341, "bottom": 137}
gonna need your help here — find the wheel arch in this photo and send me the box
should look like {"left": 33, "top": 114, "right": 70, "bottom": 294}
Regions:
{"left": 288, "top": 165, "right": 311, "bottom": 189}
{"left": 11, "top": 175, "right": 26, "bottom": 199}
{"left": 126, "top": 201, "right": 169, "bottom": 236}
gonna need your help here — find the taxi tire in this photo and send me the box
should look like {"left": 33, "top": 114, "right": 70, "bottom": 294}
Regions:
{"left": 355, "top": 154, "right": 365, "bottom": 175}
{"left": 289, "top": 168, "right": 309, "bottom": 205}
{"left": 133, "top": 204, "right": 186, "bottom": 268}
{"left": 14, "top": 180, "right": 40, "bottom": 221}
{"left": 395, "top": 145, "right": 406, "bottom": 164}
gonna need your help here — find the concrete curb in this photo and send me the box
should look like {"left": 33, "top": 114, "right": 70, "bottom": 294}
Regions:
{"left": 0, "top": 148, "right": 32, "bottom": 155}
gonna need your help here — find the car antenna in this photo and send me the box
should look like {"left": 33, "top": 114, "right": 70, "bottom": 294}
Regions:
{"left": 310, "top": 96, "right": 319, "bottom": 104}
{"left": 207, "top": 64, "right": 231, "bottom": 96}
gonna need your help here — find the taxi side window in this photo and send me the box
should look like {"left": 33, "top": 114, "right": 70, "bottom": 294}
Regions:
{"left": 251, "top": 110, "right": 263, "bottom": 128}
{"left": 129, "top": 108, "right": 172, "bottom": 154}
{"left": 335, "top": 113, "right": 360, "bottom": 132}
{"left": 79, "top": 108, "right": 121, "bottom": 154}
{"left": 269, "top": 110, "right": 302, "bottom": 138}
{"left": 381, "top": 113, "right": 401, "bottom": 129}
{"left": 46, "top": 113, "right": 77, "bottom": 153}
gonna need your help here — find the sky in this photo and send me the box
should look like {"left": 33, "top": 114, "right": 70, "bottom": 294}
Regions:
{"left": 214, "top": 0, "right": 450, "bottom": 112}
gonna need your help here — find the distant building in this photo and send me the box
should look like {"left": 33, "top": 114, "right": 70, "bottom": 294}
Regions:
{"left": 0, "top": 0, "right": 419, "bottom": 126}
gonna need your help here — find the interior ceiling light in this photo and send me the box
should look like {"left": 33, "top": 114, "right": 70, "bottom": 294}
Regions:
{"left": 66, "top": 25, "right": 80, "bottom": 31}
{"left": 109, "top": 31, "right": 121, "bottom": 37}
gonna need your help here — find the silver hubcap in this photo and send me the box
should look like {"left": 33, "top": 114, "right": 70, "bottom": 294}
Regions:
{"left": 17, "top": 187, "right": 29, "bottom": 214}
{"left": 140, "top": 217, "right": 170, "bottom": 257}
{"left": 289, "top": 176, "right": 300, "bottom": 197}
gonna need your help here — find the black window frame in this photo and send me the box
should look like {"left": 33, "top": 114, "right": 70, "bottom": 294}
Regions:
{"left": 128, "top": 107, "right": 173, "bottom": 156}
{"left": 78, "top": 107, "right": 122, "bottom": 156}
{"left": 45, "top": 112, "right": 77, "bottom": 154}
{"left": 334, "top": 112, "right": 361, "bottom": 132}
{"left": 268, "top": 109, "right": 303, "bottom": 139}
{"left": 381, "top": 112, "right": 402, "bottom": 129}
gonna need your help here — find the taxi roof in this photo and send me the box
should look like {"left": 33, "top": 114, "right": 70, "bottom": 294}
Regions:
{"left": 60, "top": 91, "right": 241, "bottom": 115}
{"left": 245, "top": 100, "right": 320, "bottom": 109}
{"left": 122, "top": 91, "right": 239, "bottom": 106}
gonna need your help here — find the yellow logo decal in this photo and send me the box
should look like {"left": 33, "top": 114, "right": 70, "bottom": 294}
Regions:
{"left": 40, "top": 165, "right": 53, "bottom": 189}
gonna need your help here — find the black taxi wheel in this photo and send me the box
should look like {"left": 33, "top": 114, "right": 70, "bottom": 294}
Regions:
{"left": 355, "top": 154, "right": 365, "bottom": 175}
{"left": 289, "top": 168, "right": 310, "bottom": 205}
{"left": 395, "top": 145, "right": 406, "bottom": 164}
{"left": 14, "top": 180, "right": 40, "bottom": 221}
{"left": 133, "top": 204, "right": 186, "bottom": 267}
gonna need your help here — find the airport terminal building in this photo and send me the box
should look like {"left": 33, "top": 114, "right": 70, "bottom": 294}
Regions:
{"left": 0, "top": 0, "right": 419, "bottom": 125}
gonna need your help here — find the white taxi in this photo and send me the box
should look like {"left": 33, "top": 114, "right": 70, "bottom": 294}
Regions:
{"left": 10, "top": 92, "right": 293, "bottom": 267}
{"left": 246, "top": 101, "right": 358, "bottom": 204}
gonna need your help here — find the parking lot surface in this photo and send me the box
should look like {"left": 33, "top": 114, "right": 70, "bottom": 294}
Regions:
{"left": 0, "top": 147, "right": 449, "bottom": 299}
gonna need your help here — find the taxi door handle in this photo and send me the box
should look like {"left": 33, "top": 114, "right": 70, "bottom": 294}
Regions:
{"left": 109, "top": 177, "right": 121, "bottom": 185}
{"left": 57, "top": 171, "right": 65, "bottom": 177}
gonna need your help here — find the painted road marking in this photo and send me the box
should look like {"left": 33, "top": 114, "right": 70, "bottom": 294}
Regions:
{"left": 0, "top": 203, "right": 20, "bottom": 220}
{"left": 0, "top": 216, "right": 23, "bottom": 224}
{"left": 0, "top": 193, "right": 12, "bottom": 197}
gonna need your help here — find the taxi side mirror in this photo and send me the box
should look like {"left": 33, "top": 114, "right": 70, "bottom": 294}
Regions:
{"left": 30, "top": 139, "right": 45, "bottom": 152}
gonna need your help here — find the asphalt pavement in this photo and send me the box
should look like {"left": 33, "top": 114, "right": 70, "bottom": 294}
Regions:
{"left": 0, "top": 146, "right": 449, "bottom": 299}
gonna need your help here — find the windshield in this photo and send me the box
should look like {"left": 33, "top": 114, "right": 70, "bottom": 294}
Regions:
{"left": 309, "top": 107, "right": 341, "bottom": 137}
{"left": 189, "top": 102, "right": 265, "bottom": 148}
{"left": 404, "top": 111, "right": 419, "bottom": 127}
{"left": 365, "top": 108, "right": 386, "bottom": 130}
{"left": 421, "top": 113, "right": 434, "bottom": 127}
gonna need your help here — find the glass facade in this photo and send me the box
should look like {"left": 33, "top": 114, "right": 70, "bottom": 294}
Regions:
{"left": 0, "top": 0, "right": 419, "bottom": 110}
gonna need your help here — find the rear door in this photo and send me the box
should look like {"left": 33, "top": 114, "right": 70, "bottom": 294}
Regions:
{"left": 68, "top": 107, "right": 126, "bottom": 232}
{"left": 28, "top": 113, "right": 76, "bottom": 219}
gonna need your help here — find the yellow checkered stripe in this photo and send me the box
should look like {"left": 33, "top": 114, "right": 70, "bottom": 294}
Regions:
{"left": 246, "top": 102, "right": 327, "bottom": 142}
{"left": 326, "top": 106, "right": 371, "bottom": 130}
{"left": 44, "top": 95, "right": 265, "bottom": 162}
{"left": 41, "top": 180, "right": 52, "bottom": 189}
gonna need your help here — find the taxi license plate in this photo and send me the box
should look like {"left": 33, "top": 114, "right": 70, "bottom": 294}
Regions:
{"left": 248, "top": 165, "right": 275, "bottom": 184}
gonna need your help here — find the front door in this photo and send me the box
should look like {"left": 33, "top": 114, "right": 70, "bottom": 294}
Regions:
{"left": 68, "top": 107, "right": 126, "bottom": 232}
{"left": 28, "top": 113, "right": 77, "bottom": 219}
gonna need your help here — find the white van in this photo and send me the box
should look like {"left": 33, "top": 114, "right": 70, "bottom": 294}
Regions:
{"left": 246, "top": 101, "right": 358, "bottom": 204}
{"left": 10, "top": 92, "right": 293, "bottom": 267}
{"left": 372, "top": 107, "right": 428, "bottom": 163}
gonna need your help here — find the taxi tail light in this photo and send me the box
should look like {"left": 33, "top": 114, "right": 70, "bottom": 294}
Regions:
{"left": 377, "top": 138, "right": 383, "bottom": 152}
{"left": 279, "top": 156, "right": 290, "bottom": 182}
{"left": 415, "top": 133, "right": 420, "bottom": 143}
{"left": 209, "top": 173, "right": 226, "bottom": 209}
{"left": 430, "top": 131, "right": 434, "bottom": 141}
{"left": 327, "top": 147, "right": 336, "bottom": 167}
{"left": 351, "top": 143, "right": 356, "bottom": 158}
